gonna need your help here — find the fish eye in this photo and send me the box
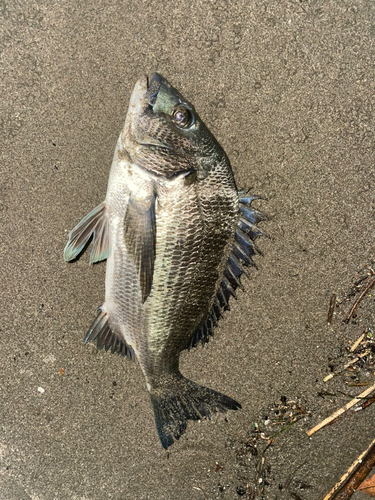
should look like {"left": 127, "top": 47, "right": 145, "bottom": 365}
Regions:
{"left": 172, "top": 105, "right": 194, "bottom": 129}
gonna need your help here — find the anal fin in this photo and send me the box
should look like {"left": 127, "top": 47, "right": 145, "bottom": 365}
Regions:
{"left": 84, "top": 307, "right": 135, "bottom": 360}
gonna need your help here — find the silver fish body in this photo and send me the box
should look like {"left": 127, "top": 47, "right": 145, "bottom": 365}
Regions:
{"left": 64, "top": 74, "right": 264, "bottom": 448}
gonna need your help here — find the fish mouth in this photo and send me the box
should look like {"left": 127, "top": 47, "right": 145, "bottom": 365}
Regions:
{"left": 125, "top": 74, "right": 172, "bottom": 151}
{"left": 127, "top": 75, "right": 149, "bottom": 118}
{"left": 146, "top": 73, "right": 164, "bottom": 107}
{"left": 127, "top": 73, "right": 163, "bottom": 116}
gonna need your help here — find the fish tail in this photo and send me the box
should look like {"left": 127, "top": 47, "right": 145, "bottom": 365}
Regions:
{"left": 148, "top": 374, "right": 241, "bottom": 449}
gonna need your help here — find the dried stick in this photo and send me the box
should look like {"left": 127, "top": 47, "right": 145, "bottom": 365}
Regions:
{"left": 355, "top": 392, "right": 375, "bottom": 411}
{"left": 323, "top": 437, "right": 375, "bottom": 500}
{"left": 327, "top": 294, "right": 336, "bottom": 325}
{"left": 349, "top": 333, "right": 365, "bottom": 352}
{"left": 307, "top": 383, "right": 375, "bottom": 437}
{"left": 323, "top": 350, "right": 370, "bottom": 382}
{"left": 192, "top": 486, "right": 208, "bottom": 499}
{"left": 345, "top": 276, "right": 375, "bottom": 323}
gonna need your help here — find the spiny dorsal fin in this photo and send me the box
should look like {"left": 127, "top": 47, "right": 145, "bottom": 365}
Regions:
{"left": 64, "top": 202, "right": 110, "bottom": 264}
{"left": 85, "top": 307, "right": 135, "bottom": 360}
{"left": 185, "top": 194, "right": 265, "bottom": 350}
{"left": 124, "top": 193, "right": 156, "bottom": 303}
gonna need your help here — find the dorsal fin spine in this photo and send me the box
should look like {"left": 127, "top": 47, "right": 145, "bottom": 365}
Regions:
{"left": 184, "top": 194, "right": 265, "bottom": 351}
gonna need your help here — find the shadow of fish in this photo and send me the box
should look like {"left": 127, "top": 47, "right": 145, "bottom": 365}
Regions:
{"left": 64, "top": 73, "right": 265, "bottom": 449}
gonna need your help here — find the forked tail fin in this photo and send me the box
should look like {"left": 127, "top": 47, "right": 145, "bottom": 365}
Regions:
{"left": 149, "top": 375, "right": 241, "bottom": 449}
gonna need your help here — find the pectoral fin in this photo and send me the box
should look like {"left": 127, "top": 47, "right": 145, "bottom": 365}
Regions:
{"left": 124, "top": 194, "right": 156, "bottom": 303}
{"left": 64, "top": 202, "right": 110, "bottom": 264}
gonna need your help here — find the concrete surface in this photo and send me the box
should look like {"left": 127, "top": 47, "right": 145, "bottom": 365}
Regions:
{"left": 1, "top": 0, "right": 374, "bottom": 499}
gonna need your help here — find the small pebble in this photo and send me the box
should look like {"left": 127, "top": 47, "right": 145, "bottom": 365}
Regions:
{"left": 236, "top": 486, "right": 246, "bottom": 496}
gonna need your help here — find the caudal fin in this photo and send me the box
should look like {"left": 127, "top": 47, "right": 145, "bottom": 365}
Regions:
{"left": 149, "top": 375, "right": 241, "bottom": 449}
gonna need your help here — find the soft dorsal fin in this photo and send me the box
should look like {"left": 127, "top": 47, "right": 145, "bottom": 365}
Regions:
{"left": 124, "top": 193, "right": 157, "bottom": 303}
{"left": 85, "top": 307, "right": 135, "bottom": 360}
{"left": 185, "top": 194, "right": 266, "bottom": 350}
{"left": 64, "top": 202, "right": 110, "bottom": 264}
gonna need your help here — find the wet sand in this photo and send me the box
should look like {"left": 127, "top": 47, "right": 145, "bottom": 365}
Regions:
{"left": 1, "top": 1, "right": 375, "bottom": 498}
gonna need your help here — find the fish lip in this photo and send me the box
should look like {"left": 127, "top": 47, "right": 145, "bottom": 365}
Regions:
{"left": 147, "top": 72, "right": 163, "bottom": 90}
{"left": 125, "top": 74, "right": 172, "bottom": 152}
{"left": 146, "top": 72, "right": 163, "bottom": 106}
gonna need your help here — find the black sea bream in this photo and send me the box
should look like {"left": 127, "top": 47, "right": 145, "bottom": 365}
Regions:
{"left": 64, "top": 73, "right": 264, "bottom": 448}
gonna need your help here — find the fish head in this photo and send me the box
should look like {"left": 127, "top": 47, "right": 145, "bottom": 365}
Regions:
{"left": 121, "top": 73, "right": 226, "bottom": 178}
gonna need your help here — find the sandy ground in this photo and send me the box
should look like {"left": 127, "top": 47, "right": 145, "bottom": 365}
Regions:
{"left": 1, "top": 1, "right": 375, "bottom": 499}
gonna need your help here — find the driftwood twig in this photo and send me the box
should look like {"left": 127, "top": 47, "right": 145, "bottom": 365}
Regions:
{"left": 355, "top": 392, "right": 375, "bottom": 411}
{"left": 350, "top": 333, "right": 365, "bottom": 352}
{"left": 307, "top": 383, "right": 375, "bottom": 437}
{"left": 192, "top": 486, "right": 208, "bottom": 499}
{"left": 327, "top": 294, "right": 336, "bottom": 325}
{"left": 323, "top": 437, "right": 375, "bottom": 499}
{"left": 323, "top": 350, "right": 370, "bottom": 382}
{"left": 345, "top": 276, "right": 375, "bottom": 323}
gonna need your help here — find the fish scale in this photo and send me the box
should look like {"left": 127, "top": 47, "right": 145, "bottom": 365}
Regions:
{"left": 64, "top": 73, "right": 265, "bottom": 449}
{"left": 149, "top": 187, "right": 209, "bottom": 352}
{"left": 147, "top": 184, "right": 202, "bottom": 360}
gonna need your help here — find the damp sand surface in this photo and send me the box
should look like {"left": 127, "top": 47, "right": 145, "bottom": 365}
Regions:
{"left": 1, "top": 1, "right": 375, "bottom": 498}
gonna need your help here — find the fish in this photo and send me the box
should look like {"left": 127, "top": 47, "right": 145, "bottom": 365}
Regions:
{"left": 64, "top": 73, "right": 265, "bottom": 449}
